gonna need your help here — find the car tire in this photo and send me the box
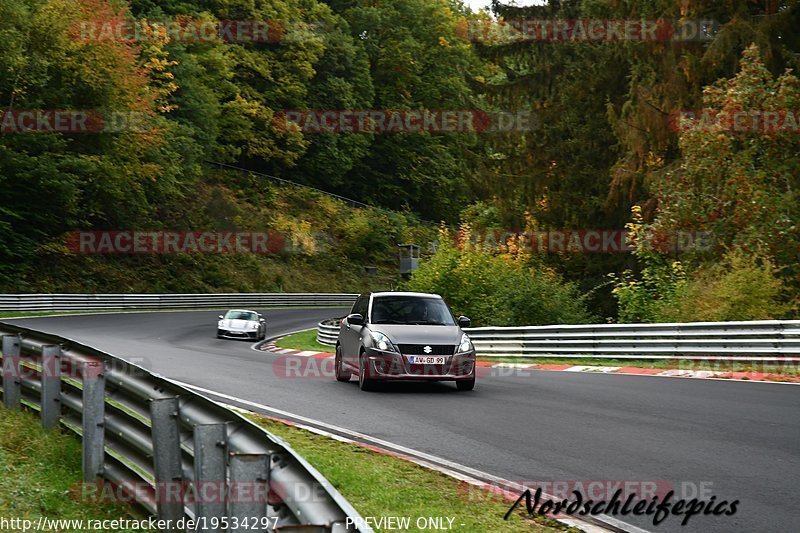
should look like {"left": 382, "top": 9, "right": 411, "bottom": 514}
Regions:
{"left": 216, "top": 329, "right": 224, "bottom": 339}
{"left": 358, "top": 352, "right": 376, "bottom": 391}
{"left": 456, "top": 375, "right": 475, "bottom": 391}
{"left": 335, "top": 346, "right": 352, "bottom": 382}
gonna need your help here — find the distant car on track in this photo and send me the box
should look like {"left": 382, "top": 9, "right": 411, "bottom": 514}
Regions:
{"left": 335, "top": 292, "right": 476, "bottom": 391}
{"left": 216, "top": 309, "right": 266, "bottom": 340}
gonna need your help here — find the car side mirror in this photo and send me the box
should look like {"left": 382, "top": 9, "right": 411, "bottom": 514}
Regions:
{"left": 458, "top": 316, "right": 471, "bottom": 328}
{"left": 347, "top": 313, "right": 364, "bottom": 326}
{"left": 218, "top": 315, "right": 224, "bottom": 320}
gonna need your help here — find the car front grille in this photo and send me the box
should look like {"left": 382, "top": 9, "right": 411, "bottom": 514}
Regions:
{"left": 398, "top": 344, "right": 455, "bottom": 356}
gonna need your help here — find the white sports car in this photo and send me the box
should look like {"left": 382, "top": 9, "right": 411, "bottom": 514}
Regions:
{"left": 216, "top": 309, "right": 266, "bottom": 340}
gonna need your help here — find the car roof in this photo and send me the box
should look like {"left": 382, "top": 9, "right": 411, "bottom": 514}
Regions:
{"left": 370, "top": 291, "right": 441, "bottom": 299}
{"left": 226, "top": 309, "right": 258, "bottom": 313}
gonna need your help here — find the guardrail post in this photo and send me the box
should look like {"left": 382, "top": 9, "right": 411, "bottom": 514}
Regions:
{"left": 150, "top": 397, "right": 185, "bottom": 526}
{"left": 193, "top": 424, "right": 227, "bottom": 530}
{"left": 40, "top": 345, "right": 62, "bottom": 429}
{"left": 229, "top": 454, "right": 269, "bottom": 531}
{"left": 82, "top": 360, "right": 106, "bottom": 481}
{"left": 2, "top": 335, "right": 22, "bottom": 410}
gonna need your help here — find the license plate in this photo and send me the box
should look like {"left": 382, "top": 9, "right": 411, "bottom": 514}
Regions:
{"left": 409, "top": 355, "right": 446, "bottom": 365}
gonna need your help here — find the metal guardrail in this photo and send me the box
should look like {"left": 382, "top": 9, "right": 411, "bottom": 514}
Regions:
{"left": 0, "top": 321, "right": 370, "bottom": 532}
{"left": 316, "top": 319, "right": 800, "bottom": 360}
{"left": 0, "top": 293, "right": 358, "bottom": 312}
{"left": 317, "top": 320, "right": 341, "bottom": 346}
{"left": 466, "top": 320, "right": 800, "bottom": 360}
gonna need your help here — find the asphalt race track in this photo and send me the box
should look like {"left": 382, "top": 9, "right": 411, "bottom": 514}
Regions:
{"left": 7, "top": 309, "right": 799, "bottom": 533}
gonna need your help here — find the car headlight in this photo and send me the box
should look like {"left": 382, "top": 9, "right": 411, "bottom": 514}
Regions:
{"left": 218, "top": 321, "right": 224, "bottom": 327}
{"left": 370, "top": 331, "right": 398, "bottom": 353}
{"left": 456, "top": 333, "right": 474, "bottom": 354}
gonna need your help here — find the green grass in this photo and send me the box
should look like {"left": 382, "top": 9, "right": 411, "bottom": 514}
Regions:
{"left": 275, "top": 329, "right": 333, "bottom": 352}
{"left": 248, "top": 414, "right": 570, "bottom": 532}
{"left": 0, "top": 405, "right": 152, "bottom": 531}
{"left": 0, "top": 311, "right": 69, "bottom": 319}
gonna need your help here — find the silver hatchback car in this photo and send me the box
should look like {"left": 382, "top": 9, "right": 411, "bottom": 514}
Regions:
{"left": 335, "top": 292, "right": 476, "bottom": 391}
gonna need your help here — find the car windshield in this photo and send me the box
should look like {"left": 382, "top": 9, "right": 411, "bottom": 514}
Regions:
{"left": 370, "top": 296, "right": 455, "bottom": 326}
{"left": 225, "top": 311, "right": 257, "bottom": 321}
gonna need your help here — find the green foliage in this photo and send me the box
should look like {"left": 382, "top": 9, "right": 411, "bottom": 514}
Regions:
{"left": 11, "top": 172, "right": 434, "bottom": 293}
{"left": 0, "top": 0, "right": 192, "bottom": 283}
{"left": 471, "top": 1, "right": 800, "bottom": 318}
{"left": 0, "top": 0, "right": 478, "bottom": 283}
{"left": 320, "top": 0, "right": 483, "bottom": 221}
{"left": 0, "top": 0, "right": 798, "bottom": 325}
{"left": 657, "top": 251, "right": 793, "bottom": 322}
{"left": 406, "top": 225, "right": 593, "bottom": 326}
{"left": 459, "top": 201, "right": 502, "bottom": 230}
{"left": 612, "top": 207, "right": 792, "bottom": 323}
{"left": 610, "top": 207, "right": 688, "bottom": 323}
{"left": 651, "top": 44, "right": 800, "bottom": 269}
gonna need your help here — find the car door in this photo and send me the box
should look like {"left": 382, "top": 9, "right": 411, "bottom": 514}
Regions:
{"left": 341, "top": 294, "right": 368, "bottom": 367}
{"left": 339, "top": 296, "right": 358, "bottom": 362}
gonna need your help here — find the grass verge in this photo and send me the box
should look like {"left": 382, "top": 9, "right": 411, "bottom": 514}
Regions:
{"left": 0, "top": 405, "right": 151, "bottom": 531}
{"left": 275, "top": 329, "right": 333, "bottom": 352}
{"left": 247, "top": 414, "right": 570, "bottom": 532}
{"left": 0, "top": 311, "right": 70, "bottom": 319}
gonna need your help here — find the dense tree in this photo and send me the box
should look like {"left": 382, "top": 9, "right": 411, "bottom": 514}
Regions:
{"left": 651, "top": 44, "right": 800, "bottom": 269}
{"left": 0, "top": 0, "right": 191, "bottom": 283}
{"left": 0, "top": 0, "right": 796, "bottom": 319}
{"left": 318, "top": 0, "right": 484, "bottom": 220}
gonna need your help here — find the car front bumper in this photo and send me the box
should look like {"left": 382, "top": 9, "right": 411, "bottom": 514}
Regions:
{"left": 363, "top": 348, "right": 476, "bottom": 381}
{"left": 218, "top": 329, "right": 260, "bottom": 339}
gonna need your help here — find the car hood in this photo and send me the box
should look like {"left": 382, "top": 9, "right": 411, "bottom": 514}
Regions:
{"left": 368, "top": 324, "right": 462, "bottom": 345}
{"left": 220, "top": 319, "right": 258, "bottom": 329}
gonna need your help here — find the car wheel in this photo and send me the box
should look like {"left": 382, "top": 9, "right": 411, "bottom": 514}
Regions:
{"left": 358, "top": 352, "right": 376, "bottom": 391}
{"left": 335, "top": 345, "right": 351, "bottom": 382}
{"left": 456, "top": 375, "right": 475, "bottom": 391}
{"left": 216, "top": 329, "right": 224, "bottom": 339}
